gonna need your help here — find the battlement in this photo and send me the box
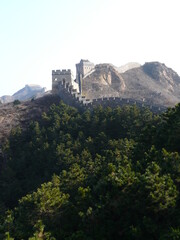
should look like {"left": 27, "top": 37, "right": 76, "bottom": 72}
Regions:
{"left": 52, "top": 68, "right": 74, "bottom": 94}
{"left": 52, "top": 69, "right": 71, "bottom": 75}
{"left": 52, "top": 76, "right": 166, "bottom": 113}
{"left": 51, "top": 61, "right": 167, "bottom": 113}
{"left": 76, "top": 59, "right": 95, "bottom": 93}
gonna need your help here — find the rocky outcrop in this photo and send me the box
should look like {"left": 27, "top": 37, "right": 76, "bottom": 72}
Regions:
{"left": 52, "top": 69, "right": 166, "bottom": 114}
{"left": 82, "top": 62, "right": 180, "bottom": 107}
{"left": 82, "top": 64, "right": 126, "bottom": 99}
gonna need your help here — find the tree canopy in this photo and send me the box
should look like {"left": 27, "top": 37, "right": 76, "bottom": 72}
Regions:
{"left": 0, "top": 101, "right": 180, "bottom": 239}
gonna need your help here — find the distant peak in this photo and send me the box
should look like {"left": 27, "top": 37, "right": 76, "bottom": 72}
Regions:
{"left": 25, "top": 84, "right": 43, "bottom": 88}
{"left": 116, "top": 62, "right": 141, "bottom": 73}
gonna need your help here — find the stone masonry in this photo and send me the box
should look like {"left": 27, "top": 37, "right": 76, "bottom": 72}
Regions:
{"left": 52, "top": 69, "right": 72, "bottom": 95}
{"left": 52, "top": 60, "right": 167, "bottom": 113}
{"left": 76, "top": 59, "right": 95, "bottom": 93}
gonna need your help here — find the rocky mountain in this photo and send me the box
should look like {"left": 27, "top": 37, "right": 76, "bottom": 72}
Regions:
{"left": 0, "top": 84, "right": 46, "bottom": 104}
{"left": 115, "top": 62, "right": 141, "bottom": 73}
{"left": 1, "top": 61, "right": 180, "bottom": 142}
{"left": 82, "top": 62, "right": 180, "bottom": 107}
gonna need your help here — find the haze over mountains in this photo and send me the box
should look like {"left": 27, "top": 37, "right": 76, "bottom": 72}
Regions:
{"left": 83, "top": 61, "right": 180, "bottom": 107}
{"left": 1, "top": 61, "right": 180, "bottom": 108}
{"left": 0, "top": 84, "right": 46, "bottom": 103}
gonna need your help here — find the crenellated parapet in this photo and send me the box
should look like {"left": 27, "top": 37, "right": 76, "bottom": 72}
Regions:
{"left": 76, "top": 59, "right": 95, "bottom": 94}
{"left": 52, "top": 76, "right": 166, "bottom": 112}
{"left": 86, "top": 97, "right": 166, "bottom": 112}
{"left": 51, "top": 63, "right": 167, "bottom": 113}
{"left": 52, "top": 69, "right": 71, "bottom": 76}
{"left": 52, "top": 69, "right": 73, "bottom": 94}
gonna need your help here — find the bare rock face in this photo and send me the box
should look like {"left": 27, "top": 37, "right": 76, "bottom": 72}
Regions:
{"left": 82, "top": 64, "right": 126, "bottom": 99}
{"left": 143, "top": 62, "right": 180, "bottom": 82}
{"left": 82, "top": 62, "right": 180, "bottom": 107}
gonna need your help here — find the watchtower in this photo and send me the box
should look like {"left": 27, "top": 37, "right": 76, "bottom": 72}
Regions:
{"left": 76, "top": 59, "right": 94, "bottom": 93}
{"left": 52, "top": 69, "right": 72, "bottom": 94}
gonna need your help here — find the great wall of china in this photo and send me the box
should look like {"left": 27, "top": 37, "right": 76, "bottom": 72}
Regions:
{"left": 52, "top": 60, "right": 167, "bottom": 113}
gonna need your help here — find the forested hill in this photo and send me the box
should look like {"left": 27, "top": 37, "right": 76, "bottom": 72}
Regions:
{"left": 0, "top": 100, "right": 180, "bottom": 239}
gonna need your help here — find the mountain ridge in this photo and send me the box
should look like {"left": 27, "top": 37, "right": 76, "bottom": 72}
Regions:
{"left": 0, "top": 84, "right": 46, "bottom": 104}
{"left": 1, "top": 61, "right": 180, "bottom": 143}
{"left": 82, "top": 61, "right": 180, "bottom": 107}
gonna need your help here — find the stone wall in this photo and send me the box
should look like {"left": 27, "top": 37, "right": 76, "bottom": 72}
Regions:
{"left": 76, "top": 59, "right": 94, "bottom": 78}
{"left": 87, "top": 97, "right": 166, "bottom": 113}
{"left": 53, "top": 75, "right": 167, "bottom": 113}
{"left": 52, "top": 69, "right": 72, "bottom": 94}
{"left": 55, "top": 80, "right": 92, "bottom": 110}
{"left": 76, "top": 59, "right": 95, "bottom": 93}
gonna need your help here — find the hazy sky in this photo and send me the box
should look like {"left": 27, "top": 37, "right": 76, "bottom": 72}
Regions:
{"left": 0, "top": 0, "right": 180, "bottom": 96}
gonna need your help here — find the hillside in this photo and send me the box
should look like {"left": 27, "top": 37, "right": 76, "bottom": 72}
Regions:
{"left": 0, "top": 61, "right": 180, "bottom": 239}
{"left": 1, "top": 61, "right": 180, "bottom": 143}
{"left": 0, "top": 101, "right": 180, "bottom": 239}
{"left": 82, "top": 62, "right": 180, "bottom": 107}
{"left": 0, "top": 94, "right": 61, "bottom": 142}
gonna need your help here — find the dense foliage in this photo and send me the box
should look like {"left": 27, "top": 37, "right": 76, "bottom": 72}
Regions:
{"left": 0, "top": 101, "right": 180, "bottom": 239}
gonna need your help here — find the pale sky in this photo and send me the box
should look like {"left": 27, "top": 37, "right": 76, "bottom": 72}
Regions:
{"left": 0, "top": 0, "right": 180, "bottom": 96}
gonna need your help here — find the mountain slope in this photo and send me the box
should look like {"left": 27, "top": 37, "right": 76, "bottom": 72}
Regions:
{"left": 82, "top": 62, "right": 180, "bottom": 107}
{"left": 0, "top": 94, "right": 61, "bottom": 142}
{"left": 0, "top": 84, "right": 46, "bottom": 103}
